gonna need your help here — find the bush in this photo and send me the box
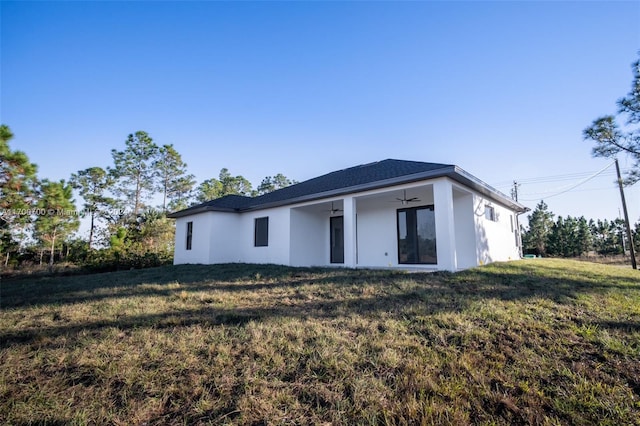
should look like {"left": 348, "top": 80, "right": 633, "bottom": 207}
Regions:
{"left": 84, "top": 249, "right": 172, "bottom": 273}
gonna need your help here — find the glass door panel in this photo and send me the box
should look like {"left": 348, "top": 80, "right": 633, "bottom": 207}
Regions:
{"left": 330, "top": 216, "right": 344, "bottom": 264}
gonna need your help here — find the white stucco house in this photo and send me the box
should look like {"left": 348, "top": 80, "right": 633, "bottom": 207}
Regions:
{"left": 168, "top": 159, "right": 528, "bottom": 271}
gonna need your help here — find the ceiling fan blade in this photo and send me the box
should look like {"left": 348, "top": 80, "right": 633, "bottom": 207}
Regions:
{"left": 324, "top": 202, "right": 343, "bottom": 214}
{"left": 391, "top": 190, "right": 420, "bottom": 203}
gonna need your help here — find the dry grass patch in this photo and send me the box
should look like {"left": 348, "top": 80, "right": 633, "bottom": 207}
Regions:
{"left": 0, "top": 259, "right": 639, "bottom": 425}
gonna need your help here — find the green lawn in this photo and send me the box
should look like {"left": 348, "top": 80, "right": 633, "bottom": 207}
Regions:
{"left": 1, "top": 259, "right": 639, "bottom": 425}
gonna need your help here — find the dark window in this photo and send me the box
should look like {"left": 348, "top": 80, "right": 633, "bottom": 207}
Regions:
{"left": 186, "top": 221, "right": 193, "bottom": 250}
{"left": 255, "top": 217, "right": 269, "bottom": 247}
{"left": 485, "top": 205, "right": 497, "bottom": 222}
{"left": 397, "top": 206, "right": 437, "bottom": 264}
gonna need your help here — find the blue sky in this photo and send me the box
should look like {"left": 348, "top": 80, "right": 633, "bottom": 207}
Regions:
{"left": 2, "top": 1, "right": 639, "bottom": 228}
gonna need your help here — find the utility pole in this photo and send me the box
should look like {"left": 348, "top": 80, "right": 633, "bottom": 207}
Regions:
{"left": 512, "top": 180, "right": 524, "bottom": 258}
{"left": 511, "top": 180, "right": 520, "bottom": 202}
{"left": 615, "top": 159, "right": 637, "bottom": 269}
{"left": 619, "top": 208, "right": 627, "bottom": 253}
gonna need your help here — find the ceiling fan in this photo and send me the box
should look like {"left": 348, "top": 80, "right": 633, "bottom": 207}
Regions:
{"left": 324, "top": 202, "right": 343, "bottom": 215}
{"left": 394, "top": 190, "right": 420, "bottom": 205}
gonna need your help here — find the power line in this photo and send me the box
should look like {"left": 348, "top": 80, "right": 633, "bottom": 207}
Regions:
{"left": 518, "top": 161, "right": 617, "bottom": 202}
{"left": 491, "top": 167, "right": 631, "bottom": 188}
{"left": 521, "top": 186, "right": 616, "bottom": 196}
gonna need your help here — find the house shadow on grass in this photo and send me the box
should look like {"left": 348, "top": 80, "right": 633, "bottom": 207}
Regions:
{"left": 0, "top": 263, "right": 333, "bottom": 307}
{"left": 1, "top": 260, "right": 638, "bottom": 350}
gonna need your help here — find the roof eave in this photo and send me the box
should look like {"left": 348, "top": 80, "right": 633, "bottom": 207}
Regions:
{"left": 447, "top": 166, "right": 528, "bottom": 213}
{"left": 166, "top": 205, "right": 239, "bottom": 218}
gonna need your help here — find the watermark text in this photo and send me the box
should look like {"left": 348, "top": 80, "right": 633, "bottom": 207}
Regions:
{"left": 0, "top": 208, "right": 132, "bottom": 217}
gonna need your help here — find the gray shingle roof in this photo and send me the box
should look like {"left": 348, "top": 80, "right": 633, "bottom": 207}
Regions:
{"left": 195, "top": 194, "right": 254, "bottom": 211}
{"left": 250, "top": 159, "right": 451, "bottom": 206}
{"left": 168, "top": 159, "right": 525, "bottom": 218}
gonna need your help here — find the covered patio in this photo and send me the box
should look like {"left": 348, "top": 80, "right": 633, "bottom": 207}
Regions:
{"left": 288, "top": 179, "right": 479, "bottom": 271}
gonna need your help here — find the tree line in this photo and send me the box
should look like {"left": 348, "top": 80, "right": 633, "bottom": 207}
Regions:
{"left": 0, "top": 128, "right": 295, "bottom": 272}
{"left": 522, "top": 201, "right": 640, "bottom": 258}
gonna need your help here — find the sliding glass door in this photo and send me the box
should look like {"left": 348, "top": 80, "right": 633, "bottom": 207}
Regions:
{"left": 397, "top": 206, "right": 437, "bottom": 264}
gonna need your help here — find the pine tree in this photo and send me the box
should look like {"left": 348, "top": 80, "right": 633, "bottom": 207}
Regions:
{"left": 633, "top": 222, "right": 640, "bottom": 254}
{"left": 69, "top": 167, "right": 115, "bottom": 249}
{"left": 591, "top": 219, "right": 609, "bottom": 255}
{"left": 219, "top": 168, "right": 252, "bottom": 196}
{"left": 195, "top": 168, "right": 253, "bottom": 203}
{"left": 34, "top": 180, "right": 79, "bottom": 270}
{"left": 576, "top": 217, "right": 593, "bottom": 256}
{"left": 195, "top": 178, "right": 224, "bottom": 203}
{"left": 257, "top": 173, "right": 297, "bottom": 195}
{"left": 612, "top": 218, "right": 628, "bottom": 255}
{"left": 547, "top": 217, "right": 567, "bottom": 257}
{"left": 110, "top": 131, "right": 159, "bottom": 215}
{"left": 153, "top": 144, "right": 195, "bottom": 212}
{"left": 584, "top": 54, "right": 640, "bottom": 184}
{"left": 546, "top": 216, "right": 593, "bottom": 258}
{"left": 590, "top": 219, "right": 624, "bottom": 255}
{"left": 0, "top": 124, "right": 38, "bottom": 264}
{"left": 523, "top": 201, "right": 554, "bottom": 256}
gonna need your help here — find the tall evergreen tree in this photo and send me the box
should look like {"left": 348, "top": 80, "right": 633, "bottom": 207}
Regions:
{"left": 219, "top": 168, "right": 252, "bottom": 196}
{"left": 0, "top": 124, "right": 38, "bottom": 264}
{"left": 575, "top": 216, "right": 593, "bottom": 256}
{"left": 256, "top": 173, "right": 297, "bottom": 195}
{"left": 0, "top": 124, "right": 38, "bottom": 213}
{"left": 545, "top": 215, "right": 593, "bottom": 258}
{"left": 34, "top": 179, "right": 79, "bottom": 270}
{"left": 195, "top": 168, "right": 253, "bottom": 203}
{"left": 547, "top": 216, "right": 569, "bottom": 257}
{"left": 195, "top": 178, "right": 224, "bottom": 203}
{"left": 633, "top": 221, "right": 640, "bottom": 254}
{"left": 153, "top": 144, "right": 195, "bottom": 212}
{"left": 69, "top": 167, "right": 115, "bottom": 249}
{"left": 590, "top": 219, "right": 624, "bottom": 255}
{"left": 110, "top": 131, "right": 159, "bottom": 215}
{"left": 611, "top": 218, "right": 629, "bottom": 255}
{"left": 523, "top": 201, "right": 554, "bottom": 256}
{"left": 583, "top": 53, "right": 640, "bottom": 184}
{"left": 590, "top": 219, "right": 607, "bottom": 255}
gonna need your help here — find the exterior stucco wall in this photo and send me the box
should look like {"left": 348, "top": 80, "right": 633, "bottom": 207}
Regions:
{"left": 452, "top": 188, "right": 478, "bottom": 269}
{"left": 473, "top": 194, "right": 520, "bottom": 265}
{"left": 173, "top": 212, "right": 213, "bottom": 264}
{"left": 433, "top": 179, "right": 457, "bottom": 271}
{"left": 356, "top": 205, "right": 397, "bottom": 267}
{"left": 234, "top": 208, "right": 291, "bottom": 265}
{"left": 290, "top": 208, "right": 328, "bottom": 267}
{"left": 208, "top": 212, "right": 242, "bottom": 263}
